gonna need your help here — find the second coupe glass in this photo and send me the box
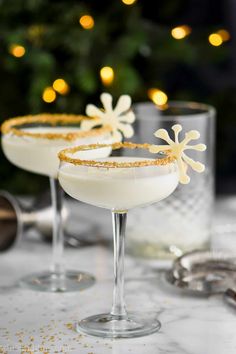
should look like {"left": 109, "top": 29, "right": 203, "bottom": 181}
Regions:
{"left": 1, "top": 114, "right": 111, "bottom": 292}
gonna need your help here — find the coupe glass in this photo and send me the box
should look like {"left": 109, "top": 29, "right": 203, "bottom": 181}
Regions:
{"left": 58, "top": 142, "right": 179, "bottom": 338}
{"left": 1, "top": 114, "right": 111, "bottom": 292}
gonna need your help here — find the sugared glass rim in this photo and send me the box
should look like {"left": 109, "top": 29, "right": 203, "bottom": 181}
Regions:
{"left": 1, "top": 114, "right": 111, "bottom": 141}
{"left": 58, "top": 141, "right": 175, "bottom": 168}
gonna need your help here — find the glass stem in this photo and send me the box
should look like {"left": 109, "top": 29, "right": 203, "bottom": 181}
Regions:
{"left": 111, "top": 211, "right": 127, "bottom": 317}
{"left": 49, "top": 177, "right": 65, "bottom": 277}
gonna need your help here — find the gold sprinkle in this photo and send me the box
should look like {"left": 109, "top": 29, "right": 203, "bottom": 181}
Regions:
{"left": 65, "top": 322, "right": 74, "bottom": 330}
{"left": 16, "top": 331, "right": 24, "bottom": 336}
{"left": 59, "top": 141, "right": 175, "bottom": 168}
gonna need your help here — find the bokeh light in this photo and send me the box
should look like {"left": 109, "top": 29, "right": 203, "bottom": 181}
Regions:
{"left": 79, "top": 15, "right": 95, "bottom": 30}
{"left": 9, "top": 44, "right": 26, "bottom": 58}
{"left": 217, "top": 29, "right": 230, "bottom": 42}
{"left": 121, "top": 0, "right": 137, "bottom": 5}
{"left": 53, "top": 78, "right": 69, "bottom": 95}
{"left": 208, "top": 33, "right": 223, "bottom": 46}
{"left": 42, "top": 87, "right": 56, "bottom": 103}
{"left": 100, "top": 66, "right": 114, "bottom": 86}
{"left": 148, "top": 88, "right": 168, "bottom": 106}
{"left": 171, "top": 25, "right": 191, "bottom": 39}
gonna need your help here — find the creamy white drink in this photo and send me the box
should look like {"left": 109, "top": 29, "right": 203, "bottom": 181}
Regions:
{"left": 1, "top": 114, "right": 113, "bottom": 293}
{"left": 59, "top": 157, "right": 178, "bottom": 210}
{"left": 2, "top": 127, "right": 111, "bottom": 178}
{"left": 58, "top": 142, "right": 179, "bottom": 336}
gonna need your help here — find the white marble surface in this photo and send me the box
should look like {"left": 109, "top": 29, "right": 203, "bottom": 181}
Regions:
{"left": 0, "top": 197, "right": 236, "bottom": 353}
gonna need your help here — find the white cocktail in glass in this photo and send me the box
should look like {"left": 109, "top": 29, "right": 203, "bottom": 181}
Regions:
{"left": 58, "top": 142, "right": 179, "bottom": 338}
{"left": 1, "top": 114, "right": 111, "bottom": 292}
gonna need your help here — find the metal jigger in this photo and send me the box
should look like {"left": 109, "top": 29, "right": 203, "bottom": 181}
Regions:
{"left": 0, "top": 190, "right": 103, "bottom": 252}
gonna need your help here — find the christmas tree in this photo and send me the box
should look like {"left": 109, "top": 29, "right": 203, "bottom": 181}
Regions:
{"left": 0, "top": 0, "right": 234, "bottom": 193}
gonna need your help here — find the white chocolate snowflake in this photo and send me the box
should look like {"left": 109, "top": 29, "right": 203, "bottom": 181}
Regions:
{"left": 81, "top": 92, "right": 135, "bottom": 142}
{"left": 149, "top": 124, "right": 206, "bottom": 184}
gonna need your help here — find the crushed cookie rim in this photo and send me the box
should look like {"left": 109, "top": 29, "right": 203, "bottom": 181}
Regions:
{"left": 1, "top": 113, "right": 112, "bottom": 141}
{"left": 58, "top": 141, "right": 176, "bottom": 168}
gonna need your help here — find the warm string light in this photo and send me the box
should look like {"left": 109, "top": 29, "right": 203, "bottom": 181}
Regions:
{"left": 9, "top": 24, "right": 231, "bottom": 109}
{"left": 42, "top": 78, "right": 70, "bottom": 103}
{"left": 121, "top": 0, "right": 137, "bottom": 5}
{"left": 42, "top": 87, "right": 56, "bottom": 103}
{"left": 100, "top": 66, "right": 114, "bottom": 86}
{"left": 208, "top": 29, "right": 230, "bottom": 46}
{"left": 79, "top": 15, "right": 94, "bottom": 30}
{"left": 9, "top": 44, "right": 26, "bottom": 58}
{"left": 171, "top": 25, "right": 191, "bottom": 39}
{"left": 170, "top": 26, "right": 230, "bottom": 46}
{"left": 53, "top": 78, "right": 69, "bottom": 95}
{"left": 208, "top": 33, "right": 223, "bottom": 46}
{"left": 148, "top": 88, "right": 168, "bottom": 107}
{"left": 217, "top": 29, "right": 230, "bottom": 42}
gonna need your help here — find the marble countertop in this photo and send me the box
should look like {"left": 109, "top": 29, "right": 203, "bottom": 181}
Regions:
{"left": 1, "top": 197, "right": 236, "bottom": 354}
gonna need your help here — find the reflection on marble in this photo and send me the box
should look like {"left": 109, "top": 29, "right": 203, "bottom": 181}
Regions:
{"left": 0, "top": 197, "right": 236, "bottom": 353}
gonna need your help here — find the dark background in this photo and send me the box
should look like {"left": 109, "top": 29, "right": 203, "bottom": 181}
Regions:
{"left": 0, "top": 0, "right": 235, "bottom": 194}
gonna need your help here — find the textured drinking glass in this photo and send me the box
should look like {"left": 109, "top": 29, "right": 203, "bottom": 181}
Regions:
{"left": 127, "top": 101, "right": 215, "bottom": 260}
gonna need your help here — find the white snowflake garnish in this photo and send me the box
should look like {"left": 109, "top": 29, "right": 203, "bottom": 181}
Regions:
{"left": 81, "top": 92, "right": 136, "bottom": 142}
{"left": 149, "top": 124, "right": 206, "bottom": 184}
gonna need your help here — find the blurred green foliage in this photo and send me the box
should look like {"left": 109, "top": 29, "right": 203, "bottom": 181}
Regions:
{"left": 0, "top": 0, "right": 234, "bottom": 194}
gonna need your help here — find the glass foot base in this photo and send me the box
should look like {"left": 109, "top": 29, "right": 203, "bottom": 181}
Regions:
{"left": 19, "top": 270, "right": 95, "bottom": 292}
{"left": 77, "top": 312, "right": 161, "bottom": 338}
